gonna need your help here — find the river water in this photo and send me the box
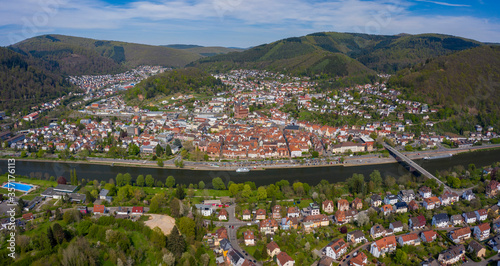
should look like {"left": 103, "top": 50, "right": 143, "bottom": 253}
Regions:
{"left": 1, "top": 149, "right": 499, "bottom": 187}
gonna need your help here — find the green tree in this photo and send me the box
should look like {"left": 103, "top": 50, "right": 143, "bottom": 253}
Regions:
{"left": 115, "top": 173, "right": 124, "bottom": 187}
{"left": 52, "top": 223, "right": 65, "bottom": 245}
{"left": 166, "top": 176, "right": 176, "bottom": 188}
{"left": 165, "top": 144, "right": 173, "bottom": 156}
{"left": 116, "top": 185, "right": 132, "bottom": 202}
{"left": 176, "top": 184, "right": 186, "bottom": 200}
{"left": 384, "top": 175, "right": 396, "bottom": 188}
{"left": 168, "top": 226, "right": 185, "bottom": 258}
{"left": 346, "top": 173, "right": 366, "bottom": 194}
{"left": 47, "top": 226, "right": 56, "bottom": 247}
{"left": 257, "top": 186, "right": 267, "bottom": 200}
{"left": 394, "top": 249, "right": 407, "bottom": 264}
{"left": 241, "top": 184, "right": 252, "bottom": 198}
{"left": 229, "top": 183, "right": 241, "bottom": 196}
{"left": 369, "top": 170, "right": 382, "bottom": 188}
{"left": 123, "top": 173, "right": 132, "bottom": 186}
{"left": 212, "top": 177, "right": 226, "bottom": 190}
{"left": 170, "top": 198, "right": 181, "bottom": 217}
{"left": 155, "top": 144, "right": 164, "bottom": 157}
{"left": 177, "top": 217, "right": 196, "bottom": 238}
{"left": 128, "top": 143, "right": 140, "bottom": 156}
{"left": 157, "top": 159, "right": 164, "bottom": 167}
{"left": 150, "top": 226, "right": 166, "bottom": 248}
{"left": 136, "top": 175, "right": 145, "bottom": 187}
{"left": 146, "top": 174, "right": 155, "bottom": 187}
{"left": 198, "top": 181, "right": 205, "bottom": 189}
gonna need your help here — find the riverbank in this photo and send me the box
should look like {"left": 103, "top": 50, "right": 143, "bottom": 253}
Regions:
{"left": 2, "top": 144, "right": 500, "bottom": 172}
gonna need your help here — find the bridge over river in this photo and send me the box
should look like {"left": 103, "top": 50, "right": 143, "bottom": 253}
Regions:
{"left": 383, "top": 143, "right": 472, "bottom": 194}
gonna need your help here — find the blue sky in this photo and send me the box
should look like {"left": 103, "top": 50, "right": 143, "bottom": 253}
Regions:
{"left": 1, "top": 0, "right": 499, "bottom": 47}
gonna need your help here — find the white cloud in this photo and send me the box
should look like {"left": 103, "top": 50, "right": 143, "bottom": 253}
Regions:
{"left": 1, "top": 0, "right": 499, "bottom": 46}
{"left": 415, "top": 0, "right": 471, "bottom": 7}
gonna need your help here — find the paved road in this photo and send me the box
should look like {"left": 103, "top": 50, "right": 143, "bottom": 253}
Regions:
{"left": 211, "top": 205, "right": 262, "bottom": 265}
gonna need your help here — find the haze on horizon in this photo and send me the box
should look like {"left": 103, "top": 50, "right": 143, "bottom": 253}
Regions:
{"left": 0, "top": 0, "right": 499, "bottom": 47}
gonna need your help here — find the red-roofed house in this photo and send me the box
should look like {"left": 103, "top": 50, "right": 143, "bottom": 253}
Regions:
{"left": 473, "top": 223, "right": 491, "bottom": 241}
{"left": 243, "top": 230, "right": 255, "bottom": 246}
{"left": 322, "top": 200, "right": 334, "bottom": 214}
{"left": 256, "top": 209, "right": 266, "bottom": 220}
{"left": 22, "top": 213, "right": 33, "bottom": 221}
{"left": 276, "top": 251, "right": 295, "bottom": 266}
{"left": 131, "top": 206, "right": 144, "bottom": 215}
{"left": 267, "top": 241, "right": 281, "bottom": 257}
{"left": 337, "top": 199, "right": 349, "bottom": 211}
{"left": 260, "top": 219, "right": 279, "bottom": 235}
{"left": 370, "top": 235, "right": 397, "bottom": 258}
{"left": 397, "top": 233, "right": 421, "bottom": 246}
{"left": 420, "top": 230, "right": 437, "bottom": 243}
{"left": 219, "top": 209, "right": 228, "bottom": 220}
{"left": 325, "top": 238, "right": 348, "bottom": 260}
{"left": 93, "top": 204, "right": 106, "bottom": 215}
{"left": 349, "top": 252, "right": 368, "bottom": 266}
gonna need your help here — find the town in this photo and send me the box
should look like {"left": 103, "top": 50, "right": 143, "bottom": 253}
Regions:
{"left": 1, "top": 69, "right": 500, "bottom": 265}
{"left": 1, "top": 70, "right": 498, "bottom": 169}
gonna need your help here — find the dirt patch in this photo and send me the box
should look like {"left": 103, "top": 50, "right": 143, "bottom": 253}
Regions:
{"left": 144, "top": 214, "right": 176, "bottom": 235}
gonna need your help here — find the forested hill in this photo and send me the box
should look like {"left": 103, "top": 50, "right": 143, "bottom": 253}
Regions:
{"left": 126, "top": 68, "right": 222, "bottom": 101}
{"left": 388, "top": 45, "right": 500, "bottom": 130}
{"left": 9, "top": 35, "right": 204, "bottom": 75}
{"left": 190, "top": 32, "right": 482, "bottom": 75}
{"left": 0, "top": 47, "right": 76, "bottom": 114}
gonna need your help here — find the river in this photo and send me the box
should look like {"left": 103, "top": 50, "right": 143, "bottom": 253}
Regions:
{"left": 1, "top": 149, "right": 499, "bottom": 187}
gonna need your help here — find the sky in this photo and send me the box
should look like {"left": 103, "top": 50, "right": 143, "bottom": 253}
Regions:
{"left": 0, "top": 0, "right": 499, "bottom": 47}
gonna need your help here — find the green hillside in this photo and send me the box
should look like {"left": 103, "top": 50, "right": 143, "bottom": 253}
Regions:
{"left": 126, "top": 68, "right": 222, "bottom": 102}
{"left": 191, "top": 32, "right": 482, "bottom": 75}
{"left": 162, "top": 44, "right": 242, "bottom": 57}
{"left": 388, "top": 45, "right": 500, "bottom": 130}
{"left": 190, "top": 36, "right": 376, "bottom": 78}
{"left": 9, "top": 35, "right": 203, "bottom": 75}
{"left": 184, "top": 46, "right": 243, "bottom": 57}
{"left": 0, "top": 47, "right": 76, "bottom": 113}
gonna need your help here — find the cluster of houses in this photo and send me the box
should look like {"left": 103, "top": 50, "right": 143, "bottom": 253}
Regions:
{"left": 69, "top": 65, "right": 166, "bottom": 94}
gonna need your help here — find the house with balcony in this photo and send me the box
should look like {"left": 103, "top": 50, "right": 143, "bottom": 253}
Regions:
{"left": 473, "top": 223, "right": 491, "bottom": 241}
{"left": 384, "top": 194, "right": 398, "bottom": 205}
{"left": 370, "top": 235, "right": 397, "bottom": 258}
{"left": 432, "top": 213, "right": 449, "bottom": 228}
{"left": 337, "top": 199, "right": 350, "bottom": 212}
{"left": 351, "top": 198, "right": 363, "bottom": 210}
{"left": 409, "top": 215, "right": 426, "bottom": 230}
{"left": 325, "top": 238, "right": 348, "bottom": 260}
{"left": 389, "top": 221, "right": 404, "bottom": 233}
{"left": 370, "top": 224, "right": 387, "bottom": 239}
{"left": 475, "top": 209, "right": 488, "bottom": 221}
{"left": 397, "top": 233, "right": 421, "bottom": 246}
{"left": 423, "top": 196, "right": 440, "bottom": 210}
{"left": 448, "top": 227, "right": 471, "bottom": 243}
{"left": 463, "top": 212, "right": 477, "bottom": 224}
{"left": 322, "top": 200, "right": 334, "bottom": 214}
{"left": 347, "top": 230, "right": 367, "bottom": 244}
{"left": 255, "top": 209, "right": 266, "bottom": 220}
{"left": 398, "top": 189, "right": 415, "bottom": 203}
{"left": 418, "top": 186, "right": 432, "bottom": 198}
{"left": 438, "top": 245, "right": 465, "bottom": 265}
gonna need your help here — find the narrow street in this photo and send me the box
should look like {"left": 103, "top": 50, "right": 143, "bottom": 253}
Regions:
{"left": 210, "top": 204, "right": 262, "bottom": 265}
